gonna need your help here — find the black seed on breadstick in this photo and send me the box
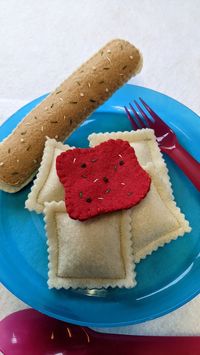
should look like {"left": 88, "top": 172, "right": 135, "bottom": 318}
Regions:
{"left": 0, "top": 39, "right": 143, "bottom": 192}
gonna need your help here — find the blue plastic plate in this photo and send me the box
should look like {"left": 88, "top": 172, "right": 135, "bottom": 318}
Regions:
{"left": 0, "top": 84, "right": 200, "bottom": 327}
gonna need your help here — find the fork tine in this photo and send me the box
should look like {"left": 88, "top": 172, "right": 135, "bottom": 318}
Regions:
{"left": 134, "top": 100, "right": 153, "bottom": 128}
{"left": 139, "top": 98, "right": 167, "bottom": 127}
{"left": 129, "top": 103, "right": 146, "bottom": 128}
{"left": 124, "top": 106, "right": 139, "bottom": 130}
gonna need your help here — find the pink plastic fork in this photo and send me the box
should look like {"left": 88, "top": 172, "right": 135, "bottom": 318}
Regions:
{"left": 125, "top": 98, "right": 200, "bottom": 191}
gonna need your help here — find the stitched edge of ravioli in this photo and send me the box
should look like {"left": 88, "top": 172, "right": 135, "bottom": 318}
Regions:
{"left": 88, "top": 129, "right": 173, "bottom": 198}
{"left": 44, "top": 201, "right": 136, "bottom": 289}
{"left": 25, "top": 138, "right": 72, "bottom": 213}
{"left": 133, "top": 163, "right": 191, "bottom": 263}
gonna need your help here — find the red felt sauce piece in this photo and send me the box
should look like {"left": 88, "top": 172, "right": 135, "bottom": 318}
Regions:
{"left": 56, "top": 139, "right": 151, "bottom": 221}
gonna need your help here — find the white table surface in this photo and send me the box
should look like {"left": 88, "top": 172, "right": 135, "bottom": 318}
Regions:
{"left": 0, "top": 0, "right": 200, "bottom": 335}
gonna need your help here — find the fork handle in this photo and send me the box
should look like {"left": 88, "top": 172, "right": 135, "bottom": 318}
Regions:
{"left": 164, "top": 142, "right": 200, "bottom": 191}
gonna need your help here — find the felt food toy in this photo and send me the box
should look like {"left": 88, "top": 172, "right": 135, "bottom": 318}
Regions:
{"left": 26, "top": 129, "right": 191, "bottom": 291}
{"left": 89, "top": 128, "right": 170, "bottom": 183}
{"left": 0, "top": 39, "right": 142, "bottom": 193}
{"left": 44, "top": 201, "right": 136, "bottom": 289}
{"left": 130, "top": 164, "right": 191, "bottom": 262}
{"left": 89, "top": 128, "right": 175, "bottom": 197}
{"left": 25, "top": 138, "right": 72, "bottom": 213}
{"left": 89, "top": 131, "right": 191, "bottom": 262}
{"left": 25, "top": 129, "right": 165, "bottom": 213}
{"left": 44, "top": 164, "right": 191, "bottom": 290}
{"left": 56, "top": 139, "right": 151, "bottom": 221}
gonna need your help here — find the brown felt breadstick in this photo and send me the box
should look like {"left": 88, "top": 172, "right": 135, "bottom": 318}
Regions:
{"left": 0, "top": 39, "right": 143, "bottom": 192}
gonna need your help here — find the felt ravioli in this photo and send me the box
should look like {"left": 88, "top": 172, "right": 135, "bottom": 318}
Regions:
{"left": 56, "top": 139, "right": 151, "bottom": 221}
{"left": 44, "top": 201, "right": 136, "bottom": 289}
{"left": 25, "top": 138, "right": 72, "bottom": 213}
{"left": 90, "top": 131, "right": 191, "bottom": 262}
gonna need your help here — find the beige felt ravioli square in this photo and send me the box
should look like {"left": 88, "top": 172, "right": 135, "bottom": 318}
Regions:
{"left": 89, "top": 128, "right": 172, "bottom": 197}
{"left": 89, "top": 130, "right": 191, "bottom": 262}
{"left": 44, "top": 201, "right": 136, "bottom": 289}
{"left": 129, "top": 164, "right": 191, "bottom": 262}
{"left": 89, "top": 129, "right": 158, "bottom": 167}
{"left": 25, "top": 138, "right": 73, "bottom": 213}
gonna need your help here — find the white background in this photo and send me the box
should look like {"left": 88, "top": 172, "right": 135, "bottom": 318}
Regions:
{"left": 0, "top": 0, "right": 200, "bottom": 335}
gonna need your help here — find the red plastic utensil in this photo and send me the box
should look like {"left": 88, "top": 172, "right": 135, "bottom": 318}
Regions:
{"left": 0, "top": 309, "right": 200, "bottom": 355}
{"left": 125, "top": 98, "right": 200, "bottom": 191}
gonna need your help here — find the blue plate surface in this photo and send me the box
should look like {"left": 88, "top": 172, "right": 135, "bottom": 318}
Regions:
{"left": 0, "top": 84, "right": 200, "bottom": 327}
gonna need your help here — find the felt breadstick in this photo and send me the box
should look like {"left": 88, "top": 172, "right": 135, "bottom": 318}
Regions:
{"left": 0, "top": 39, "right": 143, "bottom": 192}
